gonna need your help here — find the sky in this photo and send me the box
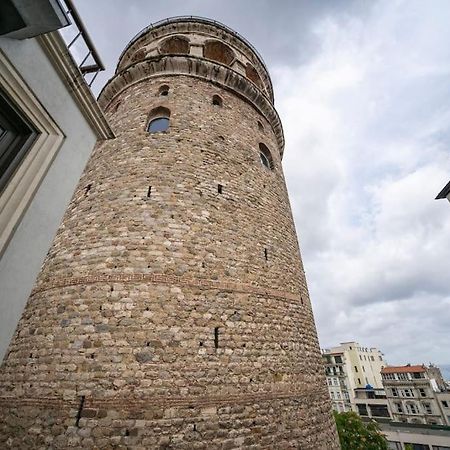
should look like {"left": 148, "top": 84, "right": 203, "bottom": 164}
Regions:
{"left": 73, "top": 0, "right": 450, "bottom": 370}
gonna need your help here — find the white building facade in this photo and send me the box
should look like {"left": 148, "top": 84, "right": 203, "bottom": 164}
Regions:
{"left": 322, "top": 341, "right": 387, "bottom": 413}
{"left": 0, "top": 0, "right": 113, "bottom": 360}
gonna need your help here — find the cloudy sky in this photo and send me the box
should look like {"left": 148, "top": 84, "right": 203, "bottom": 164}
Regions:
{"left": 73, "top": 0, "right": 450, "bottom": 369}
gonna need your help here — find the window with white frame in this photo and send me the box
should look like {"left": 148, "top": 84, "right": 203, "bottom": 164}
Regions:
{"left": 0, "top": 51, "right": 64, "bottom": 255}
{"left": 422, "top": 402, "right": 432, "bottom": 414}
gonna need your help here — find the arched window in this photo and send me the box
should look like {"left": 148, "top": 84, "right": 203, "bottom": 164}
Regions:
{"left": 204, "top": 40, "right": 235, "bottom": 66}
{"left": 131, "top": 49, "right": 146, "bottom": 63}
{"left": 159, "top": 36, "right": 190, "bottom": 54}
{"left": 212, "top": 95, "right": 223, "bottom": 107}
{"left": 246, "top": 63, "right": 263, "bottom": 88}
{"left": 259, "top": 143, "right": 274, "bottom": 170}
{"left": 158, "top": 85, "right": 169, "bottom": 96}
{"left": 257, "top": 121, "right": 264, "bottom": 131}
{"left": 147, "top": 106, "right": 170, "bottom": 133}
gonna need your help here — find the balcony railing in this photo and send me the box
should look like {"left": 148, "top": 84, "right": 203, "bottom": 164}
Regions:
{"left": 58, "top": 0, "right": 105, "bottom": 88}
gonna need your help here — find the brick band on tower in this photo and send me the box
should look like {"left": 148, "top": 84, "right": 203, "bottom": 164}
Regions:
{"left": 0, "top": 16, "right": 339, "bottom": 449}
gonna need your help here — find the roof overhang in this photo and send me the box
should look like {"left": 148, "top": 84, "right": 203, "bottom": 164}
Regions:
{"left": 0, "top": 0, "right": 70, "bottom": 40}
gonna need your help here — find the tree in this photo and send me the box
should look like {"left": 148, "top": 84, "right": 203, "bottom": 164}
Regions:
{"left": 334, "top": 411, "right": 389, "bottom": 450}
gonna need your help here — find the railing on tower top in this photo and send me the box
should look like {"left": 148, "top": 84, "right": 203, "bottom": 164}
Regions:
{"left": 118, "top": 16, "right": 270, "bottom": 75}
{"left": 58, "top": 0, "right": 105, "bottom": 88}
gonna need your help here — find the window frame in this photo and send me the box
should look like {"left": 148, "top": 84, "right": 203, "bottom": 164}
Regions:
{"left": 146, "top": 106, "right": 171, "bottom": 134}
{"left": 0, "top": 50, "right": 64, "bottom": 256}
{"left": 258, "top": 143, "right": 274, "bottom": 170}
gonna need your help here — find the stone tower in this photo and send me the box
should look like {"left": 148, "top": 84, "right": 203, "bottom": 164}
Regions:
{"left": 0, "top": 17, "right": 339, "bottom": 449}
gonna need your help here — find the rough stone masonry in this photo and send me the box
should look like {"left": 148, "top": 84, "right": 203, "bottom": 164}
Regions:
{"left": 0, "top": 17, "right": 339, "bottom": 449}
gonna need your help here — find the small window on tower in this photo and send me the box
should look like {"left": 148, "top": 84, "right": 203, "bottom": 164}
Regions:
{"left": 158, "top": 85, "right": 170, "bottom": 96}
{"left": 212, "top": 95, "right": 222, "bottom": 107}
{"left": 146, "top": 106, "right": 170, "bottom": 133}
{"left": 258, "top": 143, "right": 274, "bottom": 170}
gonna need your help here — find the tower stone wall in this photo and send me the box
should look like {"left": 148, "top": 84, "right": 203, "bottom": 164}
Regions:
{"left": 0, "top": 17, "right": 339, "bottom": 449}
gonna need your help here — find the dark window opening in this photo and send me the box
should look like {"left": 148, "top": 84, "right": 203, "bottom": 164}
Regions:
{"left": 357, "top": 404, "right": 368, "bottom": 416}
{"left": 264, "top": 248, "right": 268, "bottom": 261}
{"left": 258, "top": 121, "right": 264, "bottom": 131}
{"left": 147, "top": 186, "right": 152, "bottom": 197}
{"left": 380, "top": 403, "right": 393, "bottom": 417}
{"left": 212, "top": 95, "right": 223, "bottom": 107}
{"left": 84, "top": 183, "right": 92, "bottom": 195}
{"left": 218, "top": 184, "right": 222, "bottom": 194}
{"left": 214, "top": 327, "right": 219, "bottom": 349}
{"left": 0, "top": 89, "right": 38, "bottom": 193}
{"left": 259, "top": 143, "right": 274, "bottom": 170}
{"left": 159, "top": 85, "right": 169, "bottom": 96}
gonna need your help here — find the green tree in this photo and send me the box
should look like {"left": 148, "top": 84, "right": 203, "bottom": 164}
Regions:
{"left": 334, "top": 411, "right": 389, "bottom": 450}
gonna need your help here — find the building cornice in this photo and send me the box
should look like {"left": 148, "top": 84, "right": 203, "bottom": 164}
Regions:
{"left": 98, "top": 54, "right": 285, "bottom": 156}
{"left": 37, "top": 31, "right": 114, "bottom": 140}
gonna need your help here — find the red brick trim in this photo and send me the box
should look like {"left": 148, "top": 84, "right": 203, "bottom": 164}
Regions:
{"left": 0, "top": 388, "right": 328, "bottom": 411}
{"left": 31, "top": 273, "right": 302, "bottom": 302}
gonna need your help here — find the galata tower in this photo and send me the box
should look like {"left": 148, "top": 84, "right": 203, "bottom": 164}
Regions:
{"left": 0, "top": 17, "right": 339, "bottom": 449}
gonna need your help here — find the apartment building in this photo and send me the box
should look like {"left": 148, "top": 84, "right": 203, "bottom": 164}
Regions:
{"left": 322, "top": 341, "right": 387, "bottom": 412}
{"left": 322, "top": 351, "right": 352, "bottom": 412}
{"left": 382, "top": 364, "right": 450, "bottom": 426}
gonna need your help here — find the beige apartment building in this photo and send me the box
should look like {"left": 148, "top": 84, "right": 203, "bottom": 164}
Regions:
{"left": 322, "top": 341, "right": 387, "bottom": 412}
{"left": 382, "top": 364, "right": 450, "bottom": 426}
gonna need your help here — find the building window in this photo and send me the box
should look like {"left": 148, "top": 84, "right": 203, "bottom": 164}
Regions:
{"left": 403, "top": 389, "right": 413, "bottom": 398}
{"left": 204, "top": 40, "right": 235, "bottom": 65}
{"left": 370, "top": 404, "right": 390, "bottom": 418}
{"left": 392, "top": 388, "right": 398, "bottom": 397}
{"left": 259, "top": 143, "right": 274, "bottom": 170}
{"left": 0, "top": 52, "right": 64, "bottom": 255}
{"left": 406, "top": 402, "right": 419, "bottom": 415}
{"left": 212, "top": 95, "right": 222, "bottom": 107}
{"left": 419, "top": 388, "right": 426, "bottom": 397}
{"left": 357, "top": 404, "right": 368, "bottom": 416}
{"left": 160, "top": 36, "right": 190, "bottom": 54}
{"left": 335, "top": 355, "right": 342, "bottom": 364}
{"left": 0, "top": 89, "right": 38, "bottom": 193}
{"left": 442, "top": 400, "right": 449, "bottom": 408}
{"left": 146, "top": 106, "right": 170, "bottom": 133}
{"left": 158, "top": 85, "right": 169, "bottom": 96}
{"left": 394, "top": 402, "right": 403, "bottom": 413}
{"left": 423, "top": 403, "right": 432, "bottom": 415}
{"left": 245, "top": 63, "right": 263, "bottom": 88}
{"left": 354, "top": 366, "right": 358, "bottom": 373}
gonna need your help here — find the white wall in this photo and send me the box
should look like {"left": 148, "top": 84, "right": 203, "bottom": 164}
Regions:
{"left": 0, "top": 36, "right": 98, "bottom": 360}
